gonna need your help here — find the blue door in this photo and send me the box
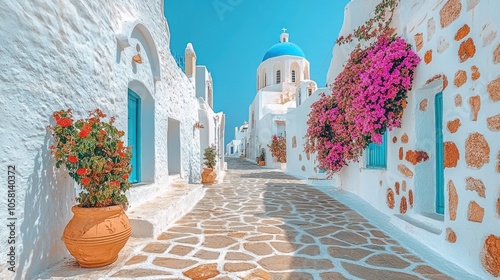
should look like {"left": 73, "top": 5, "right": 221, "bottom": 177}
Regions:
{"left": 435, "top": 92, "right": 444, "bottom": 214}
{"left": 230, "top": 147, "right": 234, "bottom": 154}
{"left": 128, "top": 90, "right": 140, "bottom": 183}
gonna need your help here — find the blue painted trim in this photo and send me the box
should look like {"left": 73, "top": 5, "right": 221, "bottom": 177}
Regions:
{"left": 367, "top": 132, "right": 387, "bottom": 168}
{"left": 435, "top": 92, "right": 444, "bottom": 214}
{"left": 128, "top": 89, "right": 141, "bottom": 184}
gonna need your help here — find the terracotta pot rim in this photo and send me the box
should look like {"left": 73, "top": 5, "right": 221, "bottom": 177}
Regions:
{"left": 71, "top": 204, "right": 124, "bottom": 214}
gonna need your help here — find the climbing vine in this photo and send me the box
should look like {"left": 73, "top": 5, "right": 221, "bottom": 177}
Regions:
{"left": 336, "top": 0, "right": 399, "bottom": 45}
{"left": 305, "top": 0, "right": 420, "bottom": 175}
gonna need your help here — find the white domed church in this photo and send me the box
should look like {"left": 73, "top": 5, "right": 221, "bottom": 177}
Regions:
{"left": 243, "top": 30, "right": 319, "bottom": 167}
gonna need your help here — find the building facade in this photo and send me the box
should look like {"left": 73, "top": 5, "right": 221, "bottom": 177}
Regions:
{"left": 185, "top": 43, "right": 226, "bottom": 174}
{"left": 324, "top": 0, "right": 500, "bottom": 278}
{"left": 226, "top": 123, "right": 248, "bottom": 157}
{"left": 0, "top": 1, "right": 221, "bottom": 278}
{"left": 238, "top": 30, "right": 335, "bottom": 182}
{"left": 245, "top": 31, "right": 315, "bottom": 169}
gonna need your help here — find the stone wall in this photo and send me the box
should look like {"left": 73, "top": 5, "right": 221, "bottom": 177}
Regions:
{"left": 0, "top": 0, "right": 201, "bottom": 278}
{"left": 327, "top": 0, "right": 500, "bottom": 278}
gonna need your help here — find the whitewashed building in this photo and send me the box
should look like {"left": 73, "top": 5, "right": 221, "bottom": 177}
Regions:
{"left": 226, "top": 123, "right": 248, "bottom": 157}
{"left": 185, "top": 44, "right": 226, "bottom": 174}
{"left": 239, "top": 30, "right": 335, "bottom": 182}
{"left": 323, "top": 0, "right": 500, "bottom": 278}
{"left": 285, "top": 86, "right": 337, "bottom": 186}
{"left": 0, "top": 1, "right": 219, "bottom": 278}
{"left": 245, "top": 30, "right": 315, "bottom": 169}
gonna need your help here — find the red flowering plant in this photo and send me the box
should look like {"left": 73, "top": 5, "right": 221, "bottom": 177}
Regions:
{"left": 268, "top": 135, "right": 286, "bottom": 163}
{"left": 304, "top": 0, "right": 420, "bottom": 176}
{"left": 49, "top": 109, "right": 132, "bottom": 208}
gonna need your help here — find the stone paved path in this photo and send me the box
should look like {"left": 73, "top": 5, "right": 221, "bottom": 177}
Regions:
{"left": 111, "top": 158, "right": 452, "bottom": 280}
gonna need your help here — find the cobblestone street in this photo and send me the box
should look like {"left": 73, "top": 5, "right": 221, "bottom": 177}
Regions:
{"left": 107, "top": 158, "right": 456, "bottom": 280}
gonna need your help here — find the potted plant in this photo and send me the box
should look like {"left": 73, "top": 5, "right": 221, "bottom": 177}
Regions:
{"left": 49, "top": 109, "right": 132, "bottom": 268}
{"left": 201, "top": 145, "right": 217, "bottom": 184}
{"left": 258, "top": 148, "right": 266, "bottom": 166}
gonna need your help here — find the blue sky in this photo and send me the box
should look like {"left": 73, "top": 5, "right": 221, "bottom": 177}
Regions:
{"left": 165, "top": 0, "right": 350, "bottom": 145}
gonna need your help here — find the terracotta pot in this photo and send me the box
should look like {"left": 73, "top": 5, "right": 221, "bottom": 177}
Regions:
{"left": 201, "top": 168, "right": 217, "bottom": 184}
{"left": 258, "top": 161, "right": 266, "bottom": 166}
{"left": 63, "top": 205, "right": 131, "bottom": 268}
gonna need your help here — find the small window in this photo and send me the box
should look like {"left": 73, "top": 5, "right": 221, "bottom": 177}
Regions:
{"left": 276, "top": 70, "right": 281, "bottom": 84}
{"left": 292, "top": 70, "right": 296, "bottom": 82}
{"left": 264, "top": 73, "right": 267, "bottom": 86}
{"left": 366, "top": 132, "right": 387, "bottom": 168}
{"left": 308, "top": 88, "right": 313, "bottom": 96}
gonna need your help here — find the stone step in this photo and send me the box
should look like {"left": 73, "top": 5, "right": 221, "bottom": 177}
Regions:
{"left": 127, "top": 180, "right": 205, "bottom": 238}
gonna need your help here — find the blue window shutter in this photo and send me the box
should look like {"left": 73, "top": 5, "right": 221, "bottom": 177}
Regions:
{"left": 435, "top": 92, "right": 445, "bottom": 214}
{"left": 128, "top": 89, "right": 141, "bottom": 183}
{"left": 367, "top": 132, "right": 387, "bottom": 168}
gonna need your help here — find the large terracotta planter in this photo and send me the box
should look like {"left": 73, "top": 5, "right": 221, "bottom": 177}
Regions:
{"left": 258, "top": 161, "right": 266, "bottom": 166}
{"left": 201, "top": 168, "right": 217, "bottom": 184}
{"left": 63, "top": 205, "right": 131, "bottom": 268}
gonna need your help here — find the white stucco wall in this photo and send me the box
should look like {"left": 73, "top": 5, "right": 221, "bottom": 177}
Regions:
{"left": 295, "top": 80, "right": 318, "bottom": 107}
{"left": 198, "top": 99, "right": 225, "bottom": 173}
{"left": 226, "top": 139, "right": 242, "bottom": 156}
{"left": 285, "top": 88, "right": 337, "bottom": 185}
{"left": 0, "top": 0, "right": 202, "bottom": 278}
{"left": 326, "top": 0, "right": 500, "bottom": 278}
{"left": 257, "top": 55, "right": 310, "bottom": 90}
{"left": 247, "top": 35, "right": 319, "bottom": 166}
{"left": 195, "top": 66, "right": 213, "bottom": 107}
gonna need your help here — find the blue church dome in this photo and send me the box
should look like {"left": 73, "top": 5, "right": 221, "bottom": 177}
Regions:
{"left": 262, "top": 42, "right": 305, "bottom": 62}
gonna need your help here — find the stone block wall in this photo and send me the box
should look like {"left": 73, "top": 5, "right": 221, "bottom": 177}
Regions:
{"left": 329, "top": 0, "right": 500, "bottom": 278}
{"left": 0, "top": 0, "right": 201, "bottom": 278}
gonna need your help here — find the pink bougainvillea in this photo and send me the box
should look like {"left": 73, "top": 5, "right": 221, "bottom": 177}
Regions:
{"left": 305, "top": 35, "right": 420, "bottom": 175}
{"left": 268, "top": 135, "right": 286, "bottom": 163}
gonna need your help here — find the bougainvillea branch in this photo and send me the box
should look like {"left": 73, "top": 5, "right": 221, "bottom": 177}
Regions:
{"left": 305, "top": 35, "right": 420, "bottom": 175}
{"left": 336, "top": 0, "right": 399, "bottom": 45}
{"left": 268, "top": 135, "right": 286, "bottom": 163}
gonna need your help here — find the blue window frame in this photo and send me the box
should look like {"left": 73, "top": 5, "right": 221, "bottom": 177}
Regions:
{"left": 367, "top": 132, "right": 387, "bottom": 168}
{"left": 435, "top": 92, "right": 444, "bottom": 214}
{"left": 128, "top": 89, "right": 141, "bottom": 183}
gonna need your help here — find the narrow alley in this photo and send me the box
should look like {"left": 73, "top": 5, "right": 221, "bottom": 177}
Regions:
{"left": 107, "top": 158, "right": 459, "bottom": 279}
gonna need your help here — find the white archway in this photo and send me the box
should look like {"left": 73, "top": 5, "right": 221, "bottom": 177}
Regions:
{"left": 131, "top": 23, "right": 161, "bottom": 82}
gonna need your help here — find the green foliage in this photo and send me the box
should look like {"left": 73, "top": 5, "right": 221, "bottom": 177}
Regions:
{"left": 259, "top": 148, "right": 266, "bottom": 162}
{"left": 49, "top": 109, "right": 132, "bottom": 208}
{"left": 203, "top": 145, "right": 217, "bottom": 169}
